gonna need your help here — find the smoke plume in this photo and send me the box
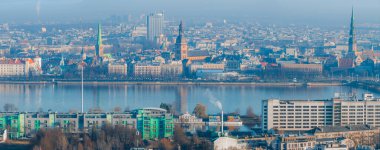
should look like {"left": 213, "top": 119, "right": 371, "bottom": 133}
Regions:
{"left": 205, "top": 89, "right": 223, "bottom": 110}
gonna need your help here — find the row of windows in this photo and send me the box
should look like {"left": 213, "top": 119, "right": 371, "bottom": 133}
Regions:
{"left": 275, "top": 125, "right": 323, "bottom": 128}
{"left": 273, "top": 122, "right": 326, "bottom": 126}
{"left": 272, "top": 105, "right": 380, "bottom": 109}
{"left": 273, "top": 119, "right": 329, "bottom": 122}
{"left": 274, "top": 106, "right": 328, "bottom": 108}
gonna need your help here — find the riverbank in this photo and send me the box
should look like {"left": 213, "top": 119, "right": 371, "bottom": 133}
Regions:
{"left": 0, "top": 80, "right": 344, "bottom": 87}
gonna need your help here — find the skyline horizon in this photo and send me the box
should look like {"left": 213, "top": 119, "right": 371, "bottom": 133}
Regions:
{"left": 0, "top": 0, "right": 379, "bottom": 26}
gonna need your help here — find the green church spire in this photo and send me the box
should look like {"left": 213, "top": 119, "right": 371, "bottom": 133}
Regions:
{"left": 95, "top": 23, "right": 103, "bottom": 57}
{"left": 347, "top": 6, "right": 357, "bottom": 58}
{"left": 97, "top": 23, "right": 102, "bottom": 46}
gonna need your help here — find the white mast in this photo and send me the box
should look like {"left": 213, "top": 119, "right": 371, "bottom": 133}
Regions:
{"left": 81, "top": 64, "right": 84, "bottom": 113}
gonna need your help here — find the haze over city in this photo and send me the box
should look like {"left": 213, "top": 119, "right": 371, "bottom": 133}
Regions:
{"left": 0, "top": 0, "right": 380, "bottom": 25}
{"left": 1, "top": 0, "right": 380, "bottom": 149}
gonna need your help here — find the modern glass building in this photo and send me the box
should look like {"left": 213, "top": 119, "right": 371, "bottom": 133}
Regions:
{"left": 134, "top": 108, "right": 174, "bottom": 140}
{"left": 0, "top": 109, "right": 173, "bottom": 140}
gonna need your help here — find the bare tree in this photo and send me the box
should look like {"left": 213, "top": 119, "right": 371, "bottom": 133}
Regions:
{"left": 193, "top": 103, "right": 208, "bottom": 119}
{"left": 31, "top": 128, "right": 68, "bottom": 150}
{"left": 3, "top": 103, "right": 18, "bottom": 112}
{"left": 159, "top": 138, "right": 174, "bottom": 150}
{"left": 113, "top": 106, "right": 122, "bottom": 113}
{"left": 246, "top": 106, "right": 255, "bottom": 117}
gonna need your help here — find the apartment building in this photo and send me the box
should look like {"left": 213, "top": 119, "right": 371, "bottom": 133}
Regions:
{"left": 0, "top": 58, "right": 42, "bottom": 77}
{"left": 0, "top": 109, "right": 170, "bottom": 139}
{"left": 108, "top": 63, "right": 128, "bottom": 75}
{"left": 262, "top": 93, "right": 380, "bottom": 131}
{"left": 133, "top": 62, "right": 161, "bottom": 78}
{"left": 189, "top": 62, "right": 225, "bottom": 73}
{"left": 0, "top": 59, "right": 29, "bottom": 76}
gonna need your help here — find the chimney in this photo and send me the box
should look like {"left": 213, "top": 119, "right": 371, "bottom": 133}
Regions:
{"left": 221, "top": 110, "right": 224, "bottom": 136}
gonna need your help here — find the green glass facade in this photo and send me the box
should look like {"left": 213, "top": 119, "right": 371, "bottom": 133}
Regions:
{"left": 0, "top": 110, "right": 172, "bottom": 140}
{"left": 0, "top": 113, "right": 25, "bottom": 139}
{"left": 136, "top": 109, "right": 174, "bottom": 140}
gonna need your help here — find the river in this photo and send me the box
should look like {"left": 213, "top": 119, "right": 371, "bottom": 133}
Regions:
{"left": 0, "top": 83, "right": 378, "bottom": 114}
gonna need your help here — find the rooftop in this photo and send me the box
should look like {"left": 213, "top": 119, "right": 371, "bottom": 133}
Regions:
{"left": 310, "top": 125, "right": 374, "bottom": 134}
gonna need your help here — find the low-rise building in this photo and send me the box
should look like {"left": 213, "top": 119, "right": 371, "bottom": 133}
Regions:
{"left": 0, "top": 58, "right": 29, "bottom": 76}
{"left": 0, "top": 58, "right": 42, "bottom": 77}
{"left": 207, "top": 115, "right": 243, "bottom": 127}
{"left": 280, "top": 63, "right": 323, "bottom": 78}
{"left": 133, "top": 62, "right": 161, "bottom": 78}
{"left": 189, "top": 62, "right": 225, "bottom": 73}
{"left": 134, "top": 108, "right": 174, "bottom": 140}
{"left": 310, "top": 125, "right": 379, "bottom": 147}
{"left": 161, "top": 61, "right": 183, "bottom": 78}
{"left": 214, "top": 137, "right": 248, "bottom": 150}
{"left": 0, "top": 110, "right": 167, "bottom": 140}
{"left": 108, "top": 62, "right": 128, "bottom": 75}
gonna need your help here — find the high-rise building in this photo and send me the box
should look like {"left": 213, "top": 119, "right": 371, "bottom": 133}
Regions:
{"left": 347, "top": 7, "right": 357, "bottom": 58}
{"left": 146, "top": 11, "right": 164, "bottom": 42}
{"left": 95, "top": 23, "right": 104, "bottom": 58}
{"left": 174, "top": 21, "right": 188, "bottom": 60}
{"left": 262, "top": 93, "right": 380, "bottom": 131}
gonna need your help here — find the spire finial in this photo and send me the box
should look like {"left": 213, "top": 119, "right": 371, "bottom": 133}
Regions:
{"left": 179, "top": 20, "right": 183, "bottom": 35}
{"left": 351, "top": 6, "right": 354, "bottom": 21}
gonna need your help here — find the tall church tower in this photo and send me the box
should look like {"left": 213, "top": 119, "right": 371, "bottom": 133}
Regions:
{"left": 95, "top": 23, "right": 104, "bottom": 58}
{"left": 174, "top": 21, "right": 188, "bottom": 60}
{"left": 347, "top": 7, "right": 357, "bottom": 58}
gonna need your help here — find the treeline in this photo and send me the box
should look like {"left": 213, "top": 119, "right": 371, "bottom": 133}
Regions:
{"left": 31, "top": 125, "right": 141, "bottom": 150}
{"left": 30, "top": 124, "right": 213, "bottom": 150}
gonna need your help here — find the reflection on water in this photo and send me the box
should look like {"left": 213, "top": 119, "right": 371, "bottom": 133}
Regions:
{"left": 0, "top": 83, "right": 377, "bottom": 114}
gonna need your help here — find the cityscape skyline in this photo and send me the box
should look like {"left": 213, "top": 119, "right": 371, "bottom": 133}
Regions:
{"left": 2, "top": 1, "right": 380, "bottom": 149}
{"left": 0, "top": 0, "right": 379, "bottom": 26}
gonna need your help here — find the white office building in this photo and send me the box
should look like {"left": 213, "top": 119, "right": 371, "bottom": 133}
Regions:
{"left": 262, "top": 93, "right": 380, "bottom": 131}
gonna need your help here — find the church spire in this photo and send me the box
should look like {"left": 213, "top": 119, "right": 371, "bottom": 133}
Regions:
{"left": 60, "top": 54, "right": 65, "bottom": 66}
{"left": 179, "top": 20, "right": 183, "bottom": 36}
{"left": 95, "top": 23, "right": 103, "bottom": 58}
{"left": 174, "top": 20, "right": 188, "bottom": 60}
{"left": 81, "top": 46, "right": 86, "bottom": 61}
{"left": 348, "top": 6, "right": 357, "bottom": 55}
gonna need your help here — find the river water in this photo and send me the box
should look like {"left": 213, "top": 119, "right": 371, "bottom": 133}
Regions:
{"left": 0, "top": 83, "right": 378, "bottom": 114}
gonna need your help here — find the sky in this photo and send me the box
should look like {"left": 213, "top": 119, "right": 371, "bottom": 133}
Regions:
{"left": 0, "top": 0, "right": 379, "bottom": 26}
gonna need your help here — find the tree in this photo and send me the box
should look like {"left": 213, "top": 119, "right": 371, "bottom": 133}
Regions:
{"left": 159, "top": 138, "right": 174, "bottom": 150}
{"left": 243, "top": 106, "right": 261, "bottom": 127}
{"left": 173, "top": 125, "right": 189, "bottom": 145}
{"left": 160, "top": 103, "right": 173, "bottom": 114}
{"left": 113, "top": 106, "right": 122, "bottom": 112}
{"left": 31, "top": 124, "right": 144, "bottom": 150}
{"left": 193, "top": 103, "right": 208, "bottom": 119}
{"left": 246, "top": 106, "right": 255, "bottom": 117}
{"left": 3, "top": 103, "right": 17, "bottom": 112}
{"left": 31, "top": 128, "right": 68, "bottom": 150}
{"left": 124, "top": 106, "right": 131, "bottom": 112}
{"left": 232, "top": 108, "right": 240, "bottom": 115}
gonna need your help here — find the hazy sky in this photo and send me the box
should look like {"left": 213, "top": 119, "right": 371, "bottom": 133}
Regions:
{"left": 0, "top": 0, "right": 379, "bottom": 25}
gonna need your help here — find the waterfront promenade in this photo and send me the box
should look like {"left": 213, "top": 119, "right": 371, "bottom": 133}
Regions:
{"left": 0, "top": 80, "right": 343, "bottom": 87}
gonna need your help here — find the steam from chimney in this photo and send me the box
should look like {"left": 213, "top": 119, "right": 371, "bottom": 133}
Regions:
{"left": 204, "top": 89, "right": 224, "bottom": 136}
{"left": 205, "top": 89, "right": 222, "bottom": 110}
